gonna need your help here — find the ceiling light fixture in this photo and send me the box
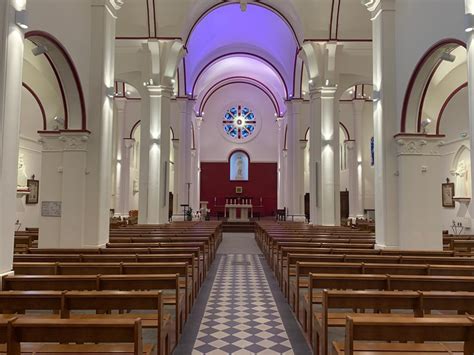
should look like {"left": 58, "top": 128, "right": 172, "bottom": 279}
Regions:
{"left": 240, "top": 0, "right": 247, "bottom": 12}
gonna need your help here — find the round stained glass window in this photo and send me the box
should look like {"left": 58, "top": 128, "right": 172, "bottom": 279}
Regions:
{"left": 222, "top": 105, "right": 256, "bottom": 140}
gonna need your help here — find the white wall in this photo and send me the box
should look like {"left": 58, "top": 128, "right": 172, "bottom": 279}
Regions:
{"left": 16, "top": 88, "right": 43, "bottom": 230}
{"left": 439, "top": 87, "right": 471, "bottom": 233}
{"left": 200, "top": 83, "right": 279, "bottom": 163}
{"left": 395, "top": 0, "right": 466, "bottom": 130}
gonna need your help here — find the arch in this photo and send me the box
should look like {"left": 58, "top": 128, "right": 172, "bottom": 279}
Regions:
{"left": 129, "top": 120, "right": 141, "bottom": 139}
{"left": 284, "top": 124, "right": 288, "bottom": 150}
{"left": 200, "top": 81, "right": 283, "bottom": 118}
{"left": 22, "top": 83, "right": 47, "bottom": 130}
{"left": 340, "top": 122, "right": 351, "bottom": 140}
{"left": 436, "top": 82, "right": 468, "bottom": 134}
{"left": 228, "top": 149, "right": 251, "bottom": 163}
{"left": 305, "top": 127, "right": 310, "bottom": 141}
{"left": 400, "top": 38, "right": 466, "bottom": 133}
{"left": 25, "top": 30, "right": 87, "bottom": 131}
{"left": 199, "top": 77, "right": 283, "bottom": 117}
{"left": 170, "top": 126, "right": 175, "bottom": 140}
{"left": 184, "top": 2, "right": 301, "bottom": 48}
{"left": 192, "top": 52, "right": 289, "bottom": 99}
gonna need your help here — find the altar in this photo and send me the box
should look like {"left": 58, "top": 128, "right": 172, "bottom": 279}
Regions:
{"left": 225, "top": 203, "right": 253, "bottom": 222}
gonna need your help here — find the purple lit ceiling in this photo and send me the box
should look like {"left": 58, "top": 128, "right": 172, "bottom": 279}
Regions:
{"left": 185, "top": 3, "right": 299, "bottom": 99}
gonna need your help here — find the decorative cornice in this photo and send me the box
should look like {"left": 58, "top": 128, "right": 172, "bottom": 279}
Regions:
{"left": 362, "top": 0, "right": 395, "bottom": 17}
{"left": 395, "top": 135, "right": 444, "bottom": 156}
{"left": 39, "top": 131, "right": 90, "bottom": 152}
{"left": 146, "top": 85, "right": 174, "bottom": 99}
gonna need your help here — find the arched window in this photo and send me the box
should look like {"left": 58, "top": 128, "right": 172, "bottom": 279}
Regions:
{"left": 229, "top": 150, "right": 249, "bottom": 181}
{"left": 223, "top": 105, "right": 256, "bottom": 140}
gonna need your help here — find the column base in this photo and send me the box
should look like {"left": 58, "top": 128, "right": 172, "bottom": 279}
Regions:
{"left": 0, "top": 271, "right": 14, "bottom": 290}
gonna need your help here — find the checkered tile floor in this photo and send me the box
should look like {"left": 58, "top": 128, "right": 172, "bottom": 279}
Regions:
{"left": 192, "top": 254, "right": 294, "bottom": 354}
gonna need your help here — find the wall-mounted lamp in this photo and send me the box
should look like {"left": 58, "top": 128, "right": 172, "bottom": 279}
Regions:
{"left": 372, "top": 90, "right": 381, "bottom": 102}
{"left": 421, "top": 117, "right": 432, "bottom": 134}
{"left": 15, "top": 10, "right": 28, "bottom": 30}
{"left": 465, "top": 13, "right": 474, "bottom": 33}
{"left": 440, "top": 52, "right": 456, "bottom": 62}
{"left": 143, "top": 79, "right": 154, "bottom": 87}
{"left": 308, "top": 79, "right": 313, "bottom": 85}
{"left": 106, "top": 87, "right": 116, "bottom": 98}
{"left": 53, "top": 116, "right": 65, "bottom": 125}
{"left": 31, "top": 44, "right": 48, "bottom": 56}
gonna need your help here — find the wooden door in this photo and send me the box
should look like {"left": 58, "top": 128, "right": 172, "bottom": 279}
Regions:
{"left": 340, "top": 190, "right": 349, "bottom": 219}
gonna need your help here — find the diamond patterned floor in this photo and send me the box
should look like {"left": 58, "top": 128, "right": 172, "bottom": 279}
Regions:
{"left": 192, "top": 254, "right": 294, "bottom": 355}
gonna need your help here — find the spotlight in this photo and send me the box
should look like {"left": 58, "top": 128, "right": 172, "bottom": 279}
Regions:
{"left": 465, "top": 13, "right": 474, "bottom": 33}
{"left": 53, "top": 116, "right": 65, "bottom": 125}
{"left": 31, "top": 44, "right": 48, "bottom": 56}
{"left": 15, "top": 10, "right": 28, "bottom": 30}
{"left": 440, "top": 52, "right": 456, "bottom": 62}
{"left": 106, "top": 87, "right": 116, "bottom": 98}
{"left": 421, "top": 118, "right": 432, "bottom": 133}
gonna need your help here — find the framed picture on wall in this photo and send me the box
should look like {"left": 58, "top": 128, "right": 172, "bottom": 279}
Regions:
{"left": 26, "top": 179, "right": 39, "bottom": 205}
{"left": 442, "top": 181, "right": 455, "bottom": 208}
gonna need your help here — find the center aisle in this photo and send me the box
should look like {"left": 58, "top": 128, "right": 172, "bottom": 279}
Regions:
{"left": 174, "top": 233, "right": 311, "bottom": 355}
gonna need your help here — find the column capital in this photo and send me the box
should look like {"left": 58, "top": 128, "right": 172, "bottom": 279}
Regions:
{"left": 91, "top": 0, "right": 123, "bottom": 18}
{"left": 123, "top": 138, "right": 135, "bottom": 149}
{"left": 309, "top": 86, "right": 337, "bottom": 100}
{"left": 172, "top": 138, "right": 180, "bottom": 149}
{"left": 59, "top": 131, "right": 90, "bottom": 152}
{"left": 362, "top": 0, "right": 395, "bottom": 14}
{"left": 394, "top": 134, "right": 444, "bottom": 156}
{"left": 299, "top": 139, "right": 308, "bottom": 150}
{"left": 146, "top": 85, "right": 174, "bottom": 98}
{"left": 345, "top": 139, "right": 356, "bottom": 150}
{"left": 114, "top": 97, "right": 127, "bottom": 111}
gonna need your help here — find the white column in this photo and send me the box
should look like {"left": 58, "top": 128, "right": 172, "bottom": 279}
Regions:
{"left": 117, "top": 138, "right": 134, "bottom": 216}
{"left": 365, "top": 0, "right": 399, "bottom": 248}
{"left": 113, "top": 98, "right": 126, "bottom": 215}
{"left": 287, "top": 100, "right": 305, "bottom": 216}
{"left": 320, "top": 87, "right": 340, "bottom": 226}
{"left": 353, "top": 100, "right": 365, "bottom": 218}
{"left": 145, "top": 85, "right": 173, "bottom": 224}
{"left": 346, "top": 140, "right": 357, "bottom": 219}
{"left": 309, "top": 88, "right": 322, "bottom": 224}
{"left": 465, "top": 0, "right": 474, "bottom": 221}
{"left": 396, "top": 136, "right": 443, "bottom": 250}
{"left": 190, "top": 117, "right": 202, "bottom": 212}
{"left": 0, "top": 0, "right": 25, "bottom": 274}
{"left": 38, "top": 132, "right": 89, "bottom": 248}
{"left": 277, "top": 120, "right": 284, "bottom": 209}
{"left": 171, "top": 138, "right": 180, "bottom": 215}
{"left": 174, "top": 98, "right": 193, "bottom": 217}
{"left": 84, "top": 0, "right": 121, "bottom": 247}
{"left": 138, "top": 94, "right": 150, "bottom": 223}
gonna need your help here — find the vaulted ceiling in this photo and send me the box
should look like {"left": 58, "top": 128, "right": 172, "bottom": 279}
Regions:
{"left": 116, "top": 0, "right": 372, "bottom": 42}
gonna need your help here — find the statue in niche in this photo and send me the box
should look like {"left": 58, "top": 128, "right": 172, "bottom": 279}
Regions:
{"left": 236, "top": 156, "right": 244, "bottom": 180}
{"left": 455, "top": 159, "right": 471, "bottom": 198}
{"left": 17, "top": 153, "right": 28, "bottom": 188}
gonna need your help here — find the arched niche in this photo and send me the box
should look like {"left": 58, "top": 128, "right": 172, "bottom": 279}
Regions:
{"left": 401, "top": 39, "right": 467, "bottom": 134}
{"left": 25, "top": 31, "right": 87, "bottom": 131}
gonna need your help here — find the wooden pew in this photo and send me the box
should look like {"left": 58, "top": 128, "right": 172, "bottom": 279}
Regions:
{"left": 5, "top": 318, "right": 152, "bottom": 355}
{"left": 304, "top": 273, "right": 474, "bottom": 343}
{"left": 291, "top": 261, "right": 474, "bottom": 320}
{"left": 2, "top": 274, "right": 183, "bottom": 346}
{"left": 313, "top": 290, "right": 474, "bottom": 355}
{"left": 334, "top": 316, "right": 474, "bottom": 355}
{"left": 0, "top": 291, "right": 171, "bottom": 355}
{"left": 12, "top": 262, "right": 193, "bottom": 315}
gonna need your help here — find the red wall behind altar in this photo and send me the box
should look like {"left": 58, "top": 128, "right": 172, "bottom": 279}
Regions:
{"left": 200, "top": 162, "right": 277, "bottom": 217}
